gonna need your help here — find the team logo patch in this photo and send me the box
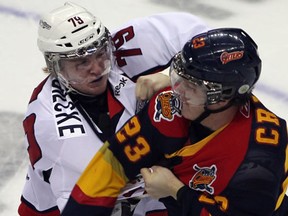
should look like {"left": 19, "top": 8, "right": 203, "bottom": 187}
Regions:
{"left": 153, "top": 91, "right": 181, "bottom": 122}
{"left": 189, "top": 164, "right": 217, "bottom": 194}
{"left": 220, "top": 51, "right": 244, "bottom": 64}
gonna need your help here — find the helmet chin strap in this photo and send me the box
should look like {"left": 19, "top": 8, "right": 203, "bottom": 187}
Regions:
{"left": 192, "top": 99, "right": 235, "bottom": 124}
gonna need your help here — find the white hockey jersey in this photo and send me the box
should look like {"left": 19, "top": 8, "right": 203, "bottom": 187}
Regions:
{"left": 18, "top": 12, "right": 209, "bottom": 216}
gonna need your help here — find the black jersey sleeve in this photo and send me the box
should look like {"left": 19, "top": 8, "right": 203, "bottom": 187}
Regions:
{"left": 107, "top": 97, "right": 188, "bottom": 179}
{"left": 61, "top": 89, "right": 188, "bottom": 216}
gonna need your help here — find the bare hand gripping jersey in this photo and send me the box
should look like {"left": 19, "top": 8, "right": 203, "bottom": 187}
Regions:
{"left": 62, "top": 89, "right": 288, "bottom": 216}
{"left": 18, "top": 12, "right": 209, "bottom": 216}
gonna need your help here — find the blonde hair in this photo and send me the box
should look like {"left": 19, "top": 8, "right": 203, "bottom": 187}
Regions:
{"left": 42, "top": 67, "right": 50, "bottom": 74}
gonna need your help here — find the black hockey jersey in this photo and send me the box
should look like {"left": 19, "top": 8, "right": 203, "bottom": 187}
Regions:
{"left": 62, "top": 90, "right": 288, "bottom": 216}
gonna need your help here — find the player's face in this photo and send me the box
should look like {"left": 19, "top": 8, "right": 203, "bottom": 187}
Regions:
{"left": 60, "top": 45, "right": 111, "bottom": 96}
{"left": 173, "top": 79, "right": 207, "bottom": 120}
{"left": 170, "top": 68, "right": 208, "bottom": 107}
{"left": 170, "top": 63, "right": 224, "bottom": 121}
{"left": 181, "top": 99, "right": 205, "bottom": 120}
{"left": 181, "top": 98, "right": 229, "bottom": 121}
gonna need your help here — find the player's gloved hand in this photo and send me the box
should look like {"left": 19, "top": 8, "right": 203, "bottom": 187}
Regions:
{"left": 135, "top": 72, "right": 170, "bottom": 100}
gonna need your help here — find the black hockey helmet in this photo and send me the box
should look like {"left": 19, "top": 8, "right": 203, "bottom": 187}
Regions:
{"left": 170, "top": 28, "right": 261, "bottom": 105}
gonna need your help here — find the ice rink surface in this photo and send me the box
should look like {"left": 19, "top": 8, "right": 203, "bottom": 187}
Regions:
{"left": 0, "top": 0, "right": 287, "bottom": 215}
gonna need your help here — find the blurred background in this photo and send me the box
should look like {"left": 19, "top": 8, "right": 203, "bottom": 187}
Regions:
{"left": 0, "top": 0, "right": 287, "bottom": 214}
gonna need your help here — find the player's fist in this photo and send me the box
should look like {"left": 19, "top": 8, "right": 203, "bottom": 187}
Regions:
{"left": 136, "top": 72, "right": 170, "bottom": 100}
{"left": 141, "top": 166, "right": 184, "bottom": 200}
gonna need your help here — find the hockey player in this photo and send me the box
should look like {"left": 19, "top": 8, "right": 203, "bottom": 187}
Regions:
{"left": 61, "top": 28, "right": 288, "bottom": 216}
{"left": 18, "top": 2, "right": 210, "bottom": 216}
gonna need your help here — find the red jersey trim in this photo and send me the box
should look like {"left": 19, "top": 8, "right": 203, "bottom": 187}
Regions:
{"left": 71, "top": 184, "right": 116, "bottom": 208}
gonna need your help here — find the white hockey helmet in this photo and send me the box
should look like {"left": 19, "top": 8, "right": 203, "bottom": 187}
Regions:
{"left": 38, "top": 2, "right": 111, "bottom": 73}
{"left": 38, "top": 2, "right": 109, "bottom": 54}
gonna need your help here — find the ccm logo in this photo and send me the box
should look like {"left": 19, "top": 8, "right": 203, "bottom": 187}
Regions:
{"left": 79, "top": 33, "right": 95, "bottom": 45}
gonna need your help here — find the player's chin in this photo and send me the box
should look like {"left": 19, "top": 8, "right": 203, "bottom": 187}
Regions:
{"left": 87, "top": 84, "right": 107, "bottom": 96}
{"left": 181, "top": 106, "right": 203, "bottom": 120}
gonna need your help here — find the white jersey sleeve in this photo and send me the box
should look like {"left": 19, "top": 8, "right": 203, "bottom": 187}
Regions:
{"left": 111, "top": 12, "right": 210, "bottom": 78}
